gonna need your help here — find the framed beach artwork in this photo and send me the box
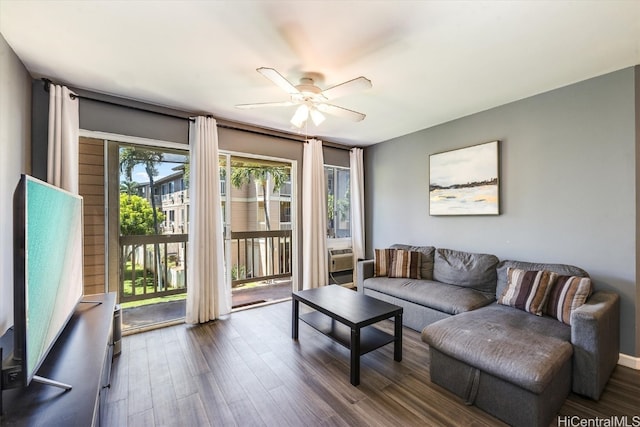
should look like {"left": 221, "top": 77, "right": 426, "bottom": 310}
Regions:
{"left": 429, "top": 140, "right": 500, "bottom": 216}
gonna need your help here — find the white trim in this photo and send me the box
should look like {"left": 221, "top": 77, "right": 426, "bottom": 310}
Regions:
{"left": 102, "top": 141, "right": 109, "bottom": 294}
{"left": 290, "top": 159, "right": 298, "bottom": 292}
{"left": 618, "top": 353, "right": 640, "bottom": 370}
{"left": 79, "top": 129, "right": 187, "bottom": 151}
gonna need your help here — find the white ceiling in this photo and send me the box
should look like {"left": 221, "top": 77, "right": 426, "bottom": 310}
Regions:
{"left": 1, "top": 1, "right": 639, "bottom": 147}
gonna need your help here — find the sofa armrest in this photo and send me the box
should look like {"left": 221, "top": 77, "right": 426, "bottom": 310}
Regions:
{"left": 570, "top": 291, "right": 620, "bottom": 400}
{"left": 356, "top": 259, "right": 374, "bottom": 294}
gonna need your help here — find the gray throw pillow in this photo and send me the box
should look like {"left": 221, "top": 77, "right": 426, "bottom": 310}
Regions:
{"left": 433, "top": 248, "right": 499, "bottom": 295}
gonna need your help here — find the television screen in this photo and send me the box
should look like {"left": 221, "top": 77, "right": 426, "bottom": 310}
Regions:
{"left": 13, "top": 175, "right": 84, "bottom": 386}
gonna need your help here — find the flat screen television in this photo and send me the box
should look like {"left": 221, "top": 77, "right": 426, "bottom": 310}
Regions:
{"left": 2, "top": 174, "right": 84, "bottom": 389}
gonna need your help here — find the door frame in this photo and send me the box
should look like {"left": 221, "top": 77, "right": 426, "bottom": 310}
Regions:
{"left": 80, "top": 129, "right": 189, "bottom": 298}
{"left": 220, "top": 150, "right": 299, "bottom": 295}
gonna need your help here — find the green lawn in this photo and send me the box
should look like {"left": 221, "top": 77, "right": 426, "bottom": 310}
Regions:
{"left": 122, "top": 261, "right": 156, "bottom": 296}
{"left": 121, "top": 261, "right": 186, "bottom": 308}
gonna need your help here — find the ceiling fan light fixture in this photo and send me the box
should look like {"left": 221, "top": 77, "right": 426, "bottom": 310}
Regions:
{"left": 309, "top": 107, "right": 325, "bottom": 126}
{"left": 290, "top": 104, "right": 309, "bottom": 128}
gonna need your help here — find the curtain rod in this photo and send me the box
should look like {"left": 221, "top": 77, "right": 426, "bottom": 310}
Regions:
{"left": 42, "top": 78, "right": 355, "bottom": 150}
{"left": 42, "top": 78, "right": 196, "bottom": 123}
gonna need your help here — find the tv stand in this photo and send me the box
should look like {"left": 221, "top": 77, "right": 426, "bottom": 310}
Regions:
{"left": 1, "top": 293, "right": 116, "bottom": 426}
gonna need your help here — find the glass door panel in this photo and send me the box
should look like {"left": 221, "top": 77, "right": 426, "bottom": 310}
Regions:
{"left": 221, "top": 154, "right": 294, "bottom": 309}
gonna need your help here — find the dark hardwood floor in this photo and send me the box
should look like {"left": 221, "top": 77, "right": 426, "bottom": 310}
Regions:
{"left": 105, "top": 300, "right": 640, "bottom": 427}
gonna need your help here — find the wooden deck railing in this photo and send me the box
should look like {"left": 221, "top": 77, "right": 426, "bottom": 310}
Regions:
{"left": 230, "top": 230, "right": 292, "bottom": 286}
{"left": 119, "top": 230, "right": 293, "bottom": 302}
{"left": 119, "top": 234, "right": 188, "bottom": 303}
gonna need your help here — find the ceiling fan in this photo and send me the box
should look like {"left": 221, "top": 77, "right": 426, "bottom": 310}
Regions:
{"left": 236, "top": 67, "right": 372, "bottom": 128}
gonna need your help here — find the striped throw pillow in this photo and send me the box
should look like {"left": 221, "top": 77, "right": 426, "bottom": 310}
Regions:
{"left": 374, "top": 248, "right": 394, "bottom": 277}
{"left": 498, "top": 268, "right": 557, "bottom": 315}
{"left": 388, "top": 249, "right": 421, "bottom": 279}
{"left": 545, "top": 276, "right": 592, "bottom": 325}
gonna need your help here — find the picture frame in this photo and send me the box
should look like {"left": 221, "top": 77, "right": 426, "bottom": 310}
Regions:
{"left": 429, "top": 140, "right": 500, "bottom": 216}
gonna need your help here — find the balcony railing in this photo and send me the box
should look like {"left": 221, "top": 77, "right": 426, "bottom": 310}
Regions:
{"left": 119, "top": 229, "right": 293, "bottom": 303}
{"left": 119, "top": 234, "right": 188, "bottom": 303}
{"left": 230, "top": 230, "right": 292, "bottom": 286}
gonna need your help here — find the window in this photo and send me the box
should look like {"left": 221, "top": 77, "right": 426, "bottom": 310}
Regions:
{"left": 280, "top": 201, "right": 291, "bottom": 224}
{"left": 325, "top": 166, "right": 351, "bottom": 239}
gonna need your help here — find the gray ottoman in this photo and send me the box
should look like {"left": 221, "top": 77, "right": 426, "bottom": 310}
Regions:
{"left": 422, "top": 304, "right": 573, "bottom": 427}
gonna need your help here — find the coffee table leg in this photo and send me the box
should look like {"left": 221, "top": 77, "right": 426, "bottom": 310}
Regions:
{"left": 394, "top": 312, "right": 403, "bottom": 362}
{"left": 351, "top": 327, "right": 360, "bottom": 386}
{"left": 292, "top": 298, "right": 299, "bottom": 340}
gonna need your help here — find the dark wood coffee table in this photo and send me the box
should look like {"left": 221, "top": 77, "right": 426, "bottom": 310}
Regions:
{"left": 292, "top": 285, "right": 403, "bottom": 386}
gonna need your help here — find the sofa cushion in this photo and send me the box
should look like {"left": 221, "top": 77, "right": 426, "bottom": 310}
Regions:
{"left": 433, "top": 248, "right": 499, "bottom": 295}
{"left": 422, "top": 303, "right": 572, "bottom": 394}
{"left": 363, "top": 277, "right": 494, "bottom": 315}
{"left": 545, "top": 275, "right": 593, "bottom": 325}
{"left": 390, "top": 244, "right": 435, "bottom": 280}
{"left": 496, "top": 260, "right": 588, "bottom": 300}
{"left": 388, "top": 249, "right": 421, "bottom": 279}
{"left": 374, "top": 248, "right": 394, "bottom": 276}
{"left": 498, "top": 268, "right": 557, "bottom": 315}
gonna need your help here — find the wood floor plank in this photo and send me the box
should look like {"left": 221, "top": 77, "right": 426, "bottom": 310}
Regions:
{"left": 176, "top": 393, "right": 210, "bottom": 427}
{"left": 103, "top": 396, "right": 128, "bottom": 427}
{"left": 106, "top": 346, "right": 129, "bottom": 404}
{"left": 145, "top": 329, "right": 181, "bottom": 426}
{"left": 165, "top": 329, "right": 199, "bottom": 399}
{"left": 106, "top": 300, "right": 640, "bottom": 427}
{"left": 226, "top": 396, "right": 267, "bottom": 427}
{"left": 128, "top": 408, "right": 155, "bottom": 427}
{"left": 127, "top": 345, "right": 153, "bottom": 417}
{"left": 194, "top": 372, "right": 238, "bottom": 427}
{"left": 177, "top": 325, "right": 214, "bottom": 376}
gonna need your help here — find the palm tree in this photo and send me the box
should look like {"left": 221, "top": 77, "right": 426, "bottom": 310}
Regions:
{"left": 120, "top": 180, "right": 139, "bottom": 196}
{"left": 231, "top": 163, "right": 289, "bottom": 230}
{"left": 120, "top": 147, "right": 164, "bottom": 234}
{"left": 119, "top": 147, "right": 165, "bottom": 288}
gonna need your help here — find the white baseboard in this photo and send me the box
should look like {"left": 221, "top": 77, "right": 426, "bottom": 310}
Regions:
{"left": 618, "top": 353, "right": 640, "bottom": 370}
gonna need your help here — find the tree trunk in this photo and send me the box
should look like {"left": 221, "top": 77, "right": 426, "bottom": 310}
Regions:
{"left": 147, "top": 167, "right": 165, "bottom": 290}
{"left": 261, "top": 181, "right": 271, "bottom": 231}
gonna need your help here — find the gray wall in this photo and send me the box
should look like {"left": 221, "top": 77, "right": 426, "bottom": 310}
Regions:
{"left": 78, "top": 92, "right": 190, "bottom": 144}
{"left": 0, "top": 34, "right": 31, "bottom": 335}
{"left": 364, "top": 67, "right": 638, "bottom": 357}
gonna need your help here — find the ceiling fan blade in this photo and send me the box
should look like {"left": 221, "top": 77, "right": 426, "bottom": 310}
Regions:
{"left": 316, "top": 103, "right": 366, "bottom": 122}
{"left": 235, "top": 101, "right": 296, "bottom": 109}
{"left": 257, "top": 67, "right": 300, "bottom": 96}
{"left": 321, "top": 76, "right": 372, "bottom": 100}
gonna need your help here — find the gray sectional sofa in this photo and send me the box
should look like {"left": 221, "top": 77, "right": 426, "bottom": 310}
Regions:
{"left": 356, "top": 244, "right": 620, "bottom": 427}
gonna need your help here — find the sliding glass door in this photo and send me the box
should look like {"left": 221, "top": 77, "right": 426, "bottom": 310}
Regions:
{"left": 108, "top": 141, "right": 189, "bottom": 331}
{"left": 219, "top": 153, "right": 296, "bottom": 309}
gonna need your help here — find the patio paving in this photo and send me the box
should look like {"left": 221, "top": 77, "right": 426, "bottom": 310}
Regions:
{"left": 121, "top": 281, "right": 293, "bottom": 332}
